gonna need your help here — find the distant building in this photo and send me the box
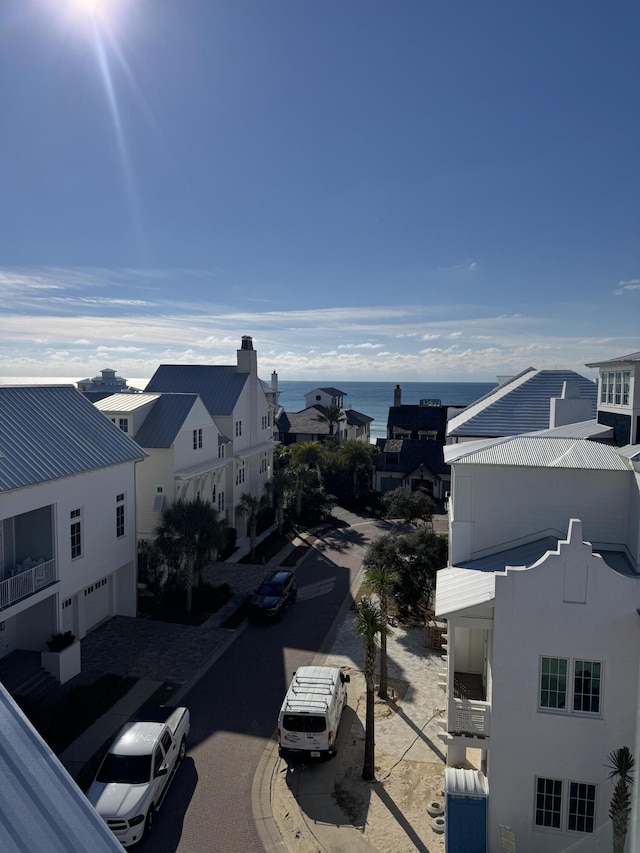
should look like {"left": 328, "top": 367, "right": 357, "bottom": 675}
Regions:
{"left": 77, "top": 368, "right": 140, "bottom": 403}
{"left": 374, "top": 385, "right": 464, "bottom": 499}
{"left": 276, "top": 386, "right": 372, "bottom": 445}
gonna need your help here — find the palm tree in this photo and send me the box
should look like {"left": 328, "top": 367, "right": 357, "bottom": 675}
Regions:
{"left": 315, "top": 404, "right": 342, "bottom": 443}
{"left": 155, "top": 497, "right": 226, "bottom": 612}
{"left": 363, "top": 560, "right": 398, "bottom": 700}
{"left": 237, "top": 491, "right": 269, "bottom": 561}
{"left": 337, "top": 440, "right": 376, "bottom": 495}
{"left": 606, "top": 746, "right": 635, "bottom": 853}
{"left": 290, "top": 441, "right": 325, "bottom": 516}
{"left": 355, "top": 595, "right": 383, "bottom": 781}
{"left": 264, "top": 469, "right": 291, "bottom": 536}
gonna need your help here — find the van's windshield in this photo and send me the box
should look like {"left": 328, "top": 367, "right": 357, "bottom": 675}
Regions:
{"left": 283, "top": 714, "right": 326, "bottom": 732}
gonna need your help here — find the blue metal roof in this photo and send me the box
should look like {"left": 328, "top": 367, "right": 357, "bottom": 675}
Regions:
{"left": 145, "top": 365, "right": 247, "bottom": 416}
{"left": 447, "top": 370, "right": 597, "bottom": 438}
{"left": 0, "top": 386, "right": 145, "bottom": 492}
{"left": 0, "top": 684, "right": 123, "bottom": 852}
{"left": 132, "top": 394, "right": 200, "bottom": 448}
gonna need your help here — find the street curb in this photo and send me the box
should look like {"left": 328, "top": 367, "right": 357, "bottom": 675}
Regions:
{"left": 251, "top": 738, "right": 291, "bottom": 853}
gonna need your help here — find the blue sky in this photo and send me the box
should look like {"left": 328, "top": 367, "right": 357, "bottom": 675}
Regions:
{"left": 1, "top": 0, "right": 638, "bottom": 382}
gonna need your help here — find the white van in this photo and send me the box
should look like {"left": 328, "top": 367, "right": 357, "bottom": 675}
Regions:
{"left": 278, "top": 665, "right": 350, "bottom": 760}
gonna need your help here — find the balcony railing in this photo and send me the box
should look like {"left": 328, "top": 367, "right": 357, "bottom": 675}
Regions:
{"left": 0, "top": 559, "right": 57, "bottom": 610}
{"left": 451, "top": 697, "right": 490, "bottom": 739}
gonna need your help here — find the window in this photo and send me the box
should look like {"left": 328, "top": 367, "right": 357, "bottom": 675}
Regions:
{"left": 193, "top": 428, "right": 203, "bottom": 450}
{"left": 540, "top": 657, "right": 602, "bottom": 715}
{"left": 235, "top": 420, "right": 242, "bottom": 437}
{"left": 116, "top": 493, "right": 125, "bottom": 538}
{"left": 535, "top": 778, "right": 596, "bottom": 834}
{"left": 260, "top": 453, "right": 268, "bottom": 474}
{"left": 615, "top": 371, "right": 622, "bottom": 405}
{"left": 235, "top": 460, "right": 245, "bottom": 486}
{"left": 70, "top": 508, "right": 82, "bottom": 559}
{"left": 153, "top": 485, "right": 165, "bottom": 513}
{"left": 600, "top": 374, "right": 607, "bottom": 404}
{"left": 573, "top": 660, "right": 601, "bottom": 713}
{"left": 607, "top": 372, "right": 614, "bottom": 404}
{"left": 212, "top": 484, "right": 216, "bottom": 504}
{"left": 218, "top": 443, "right": 225, "bottom": 459}
{"left": 623, "top": 371, "right": 630, "bottom": 406}
{"left": 218, "top": 491, "right": 225, "bottom": 512}
{"left": 540, "top": 657, "right": 567, "bottom": 709}
{"left": 118, "top": 418, "right": 129, "bottom": 433}
{"left": 535, "top": 777, "right": 562, "bottom": 829}
{"left": 568, "top": 782, "right": 596, "bottom": 833}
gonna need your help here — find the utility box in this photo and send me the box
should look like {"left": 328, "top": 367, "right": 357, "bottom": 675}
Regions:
{"left": 445, "top": 767, "right": 488, "bottom": 853}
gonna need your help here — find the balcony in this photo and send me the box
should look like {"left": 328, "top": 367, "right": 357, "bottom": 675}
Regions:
{"left": 451, "top": 697, "right": 491, "bottom": 739}
{"left": 0, "top": 559, "right": 57, "bottom": 611}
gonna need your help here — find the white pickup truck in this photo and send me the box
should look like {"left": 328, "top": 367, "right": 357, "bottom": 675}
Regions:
{"left": 87, "top": 706, "right": 190, "bottom": 848}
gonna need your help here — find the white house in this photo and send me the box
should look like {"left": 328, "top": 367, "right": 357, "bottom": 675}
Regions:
{"left": 143, "top": 336, "right": 275, "bottom": 538}
{"left": 95, "top": 392, "right": 231, "bottom": 542}
{"left": 586, "top": 349, "right": 640, "bottom": 446}
{"left": 277, "top": 386, "right": 373, "bottom": 445}
{"left": 0, "top": 386, "right": 144, "bottom": 674}
{"left": 434, "top": 352, "right": 640, "bottom": 852}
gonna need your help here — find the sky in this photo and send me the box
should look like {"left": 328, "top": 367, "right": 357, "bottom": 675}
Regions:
{"left": 1, "top": 0, "right": 639, "bottom": 383}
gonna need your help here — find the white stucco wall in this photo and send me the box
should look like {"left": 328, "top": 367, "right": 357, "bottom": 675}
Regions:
{"left": 486, "top": 521, "right": 640, "bottom": 853}
{"left": 450, "top": 464, "right": 631, "bottom": 562}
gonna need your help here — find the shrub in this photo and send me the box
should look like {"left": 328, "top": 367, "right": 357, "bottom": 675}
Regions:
{"left": 46, "top": 631, "right": 75, "bottom": 652}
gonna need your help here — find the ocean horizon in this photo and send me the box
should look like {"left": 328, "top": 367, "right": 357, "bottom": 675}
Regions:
{"left": 0, "top": 376, "right": 495, "bottom": 442}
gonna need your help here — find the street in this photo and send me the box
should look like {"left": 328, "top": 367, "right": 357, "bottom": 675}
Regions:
{"left": 136, "top": 518, "right": 392, "bottom": 852}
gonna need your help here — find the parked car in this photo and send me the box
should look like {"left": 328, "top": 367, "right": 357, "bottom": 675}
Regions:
{"left": 278, "top": 665, "right": 350, "bottom": 759}
{"left": 87, "top": 706, "right": 190, "bottom": 848}
{"left": 248, "top": 569, "right": 297, "bottom": 620}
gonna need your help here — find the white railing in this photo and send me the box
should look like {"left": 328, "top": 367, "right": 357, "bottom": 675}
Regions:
{"left": 0, "top": 559, "right": 57, "bottom": 610}
{"left": 451, "top": 698, "right": 490, "bottom": 738}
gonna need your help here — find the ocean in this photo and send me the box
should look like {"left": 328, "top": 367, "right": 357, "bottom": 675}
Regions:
{"left": 0, "top": 376, "right": 496, "bottom": 443}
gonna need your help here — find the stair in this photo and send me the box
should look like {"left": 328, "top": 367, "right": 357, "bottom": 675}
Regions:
{"left": 0, "top": 650, "right": 60, "bottom": 702}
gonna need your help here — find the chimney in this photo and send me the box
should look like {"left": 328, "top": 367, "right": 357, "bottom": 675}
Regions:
{"left": 394, "top": 384, "right": 401, "bottom": 406}
{"left": 237, "top": 335, "right": 257, "bottom": 374}
{"left": 549, "top": 380, "right": 592, "bottom": 428}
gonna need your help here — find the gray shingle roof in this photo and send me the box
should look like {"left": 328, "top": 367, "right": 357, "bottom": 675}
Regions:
{"left": 145, "top": 365, "right": 247, "bottom": 416}
{"left": 447, "top": 369, "right": 597, "bottom": 438}
{"left": 0, "top": 386, "right": 145, "bottom": 492}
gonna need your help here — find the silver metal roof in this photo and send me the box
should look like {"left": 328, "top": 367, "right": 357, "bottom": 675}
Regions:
{"left": 585, "top": 350, "right": 640, "bottom": 367}
{"left": 435, "top": 566, "right": 496, "bottom": 617}
{"left": 445, "top": 436, "right": 631, "bottom": 471}
{"left": 145, "top": 365, "right": 248, "bottom": 416}
{"left": 95, "top": 392, "right": 160, "bottom": 413}
{"left": 528, "top": 419, "right": 614, "bottom": 440}
{"left": 0, "top": 386, "right": 145, "bottom": 492}
{"left": 0, "top": 683, "right": 123, "bottom": 852}
{"left": 447, "top": 369, "right": 597, "bottom": 438}
{"left": 445, "top": 767, "right": 489, "bottom": 797}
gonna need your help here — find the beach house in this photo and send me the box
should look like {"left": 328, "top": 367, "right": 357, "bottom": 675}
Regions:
{"left": 434, "top": 351, "right": 640, "bottom": 852}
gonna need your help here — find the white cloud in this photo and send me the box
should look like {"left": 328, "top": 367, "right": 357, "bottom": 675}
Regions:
{"left": 613, "top": 279, "right": 640, "bottom": 295}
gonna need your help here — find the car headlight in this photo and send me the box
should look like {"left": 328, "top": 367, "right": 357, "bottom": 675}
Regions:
{"left": 128, "top": 815, "right": 145, "bottom": 827}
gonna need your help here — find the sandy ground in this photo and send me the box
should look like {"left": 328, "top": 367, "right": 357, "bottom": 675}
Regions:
{"left": 272, "top": 669, "right": 447, "bottom": 853}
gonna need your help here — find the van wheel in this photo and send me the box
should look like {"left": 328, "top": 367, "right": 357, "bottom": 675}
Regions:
{"left": 178, "top": 737, "right": 187, "bottom": 763}
{"left": 333, "top": 736, "right": 339, "bottom": 757}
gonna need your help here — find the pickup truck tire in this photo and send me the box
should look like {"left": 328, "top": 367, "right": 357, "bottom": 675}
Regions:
{"left": 179, "top": 737, "right": 187, "bottom": 763}
{"left": 144, "top": 805, "right": 155, "bottom": 838}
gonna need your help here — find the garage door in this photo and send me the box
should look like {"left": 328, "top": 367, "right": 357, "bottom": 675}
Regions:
{"left": 84, "top": 577, "right": 110, "bottom": 631}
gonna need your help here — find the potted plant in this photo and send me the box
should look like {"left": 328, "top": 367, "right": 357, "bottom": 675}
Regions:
{"left": 41, "top": 631, "right": 81, "bottom": 683}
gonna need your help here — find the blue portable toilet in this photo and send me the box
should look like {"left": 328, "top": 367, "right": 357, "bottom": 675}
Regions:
{"left": 445, "top": 767, "right": 488, "bottom": 853}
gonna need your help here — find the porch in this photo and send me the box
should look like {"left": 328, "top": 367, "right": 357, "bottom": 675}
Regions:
{"left": 0, "top": 559, "right": 57, "bottom": 610}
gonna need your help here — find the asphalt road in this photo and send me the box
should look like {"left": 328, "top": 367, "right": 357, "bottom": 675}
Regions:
{"left": 136, "top": 517, "right": 393, "bottom": 853}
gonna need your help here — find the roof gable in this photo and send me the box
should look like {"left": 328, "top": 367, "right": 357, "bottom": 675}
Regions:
{"left": 447, "top": 369, "right": 597, "bottom": 438}
{"left": 0, "top": 386, "right": 144, "bottom": 492}
{"left": 132, "top": 394, "right": 201, "bottom": 448}
{"left": 145, "top": 365, "right": 248, "bottom": 416}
